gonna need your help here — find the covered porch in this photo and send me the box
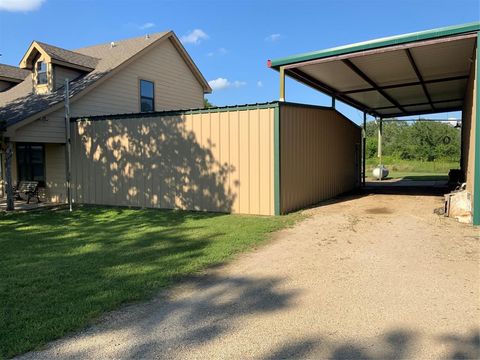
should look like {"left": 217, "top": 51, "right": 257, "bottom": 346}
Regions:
{"left": 0, "top": 141, "right": 67, "bottom": 209}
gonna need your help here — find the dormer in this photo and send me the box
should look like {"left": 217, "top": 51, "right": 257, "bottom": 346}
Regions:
{"left": 19, "top": 41, "right": 99, "bottom": 94}
{"left": 0, "top": 64, "right": 31, "bottom": 92}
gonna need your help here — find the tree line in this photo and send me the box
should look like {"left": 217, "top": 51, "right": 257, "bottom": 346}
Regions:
{"left": 365, "top": 120, "right": 461, "bottom": 162}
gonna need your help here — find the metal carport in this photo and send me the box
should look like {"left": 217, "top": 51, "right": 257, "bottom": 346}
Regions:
{"left": 268, "top": 22, "right": 480, "bottom": 225}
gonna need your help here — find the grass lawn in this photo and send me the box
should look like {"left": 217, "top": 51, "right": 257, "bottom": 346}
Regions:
{"left": 0, "top": 206, "right": 301, "bottom": 358}
{"left": 366, "top": 157, "right": 457, "bottom": 181}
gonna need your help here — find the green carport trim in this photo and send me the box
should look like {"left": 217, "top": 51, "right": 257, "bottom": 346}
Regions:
{"left": 274, "top": 105, "right": 281, "bottom": 215}
{"left": 473, "top": 32, "right": 480, "bottom": 226}
{"left": 269, "top": 22, "right": 480, "bottom": 68}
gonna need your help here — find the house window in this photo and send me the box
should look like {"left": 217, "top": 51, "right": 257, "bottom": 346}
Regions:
{"left": 36, "top": 61, "right": 47, "bottom": 85}
{"left": 140, "top": 79, "right": 154, "bottom": 112}
{"left": 16, "top": 144, "right": 45, "bottom": 186}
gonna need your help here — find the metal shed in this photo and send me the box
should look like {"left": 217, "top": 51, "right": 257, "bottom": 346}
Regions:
{"left": 71, "top": 102, "right": 361, "bottom": 215}
{"left": 268, "top": 22, "right": 480, "bottom": 225}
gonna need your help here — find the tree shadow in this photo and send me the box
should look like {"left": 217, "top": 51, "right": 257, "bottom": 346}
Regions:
{"left": 437, "top": 328, "right": 480, "bottom": 360}
{"left": 17, "top": 273, "right": 299, "bottom": 360}
{"left": 72, "top": 113, "right": 237, "bottom": 213}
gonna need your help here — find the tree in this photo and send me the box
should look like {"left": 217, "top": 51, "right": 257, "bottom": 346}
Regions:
{"left": 364, "top": 119, "right": 460, "bottom": 162}
{"left": 203, "top": 98, "right": 214, "bottom": 108}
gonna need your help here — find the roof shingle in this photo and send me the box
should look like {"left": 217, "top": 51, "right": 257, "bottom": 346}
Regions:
{"left": 0, "top": 64, "right": 31, "bottom": 82}
{"left": 0, "top": 32, "right": 170, "bottom": 128}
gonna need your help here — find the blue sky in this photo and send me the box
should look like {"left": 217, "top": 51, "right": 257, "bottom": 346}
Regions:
{"left": 0, "top": 0, "right": 478, "bottom": 124}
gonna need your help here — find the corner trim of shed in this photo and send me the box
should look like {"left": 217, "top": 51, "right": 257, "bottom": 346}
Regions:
{"left": 274, "top": 105, "right": 281, "bottom": 215}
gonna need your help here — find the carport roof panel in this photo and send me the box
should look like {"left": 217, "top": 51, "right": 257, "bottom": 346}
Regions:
{"left": 269, "top": 22, "right": 480, "bottom": 68}
{"left": 269, "top": 22, "right": 479, "bottom": 118}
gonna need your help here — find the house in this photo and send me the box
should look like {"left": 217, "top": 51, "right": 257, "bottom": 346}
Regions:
{"left": 0, "top": 31, "right": 211, "bottom": 203}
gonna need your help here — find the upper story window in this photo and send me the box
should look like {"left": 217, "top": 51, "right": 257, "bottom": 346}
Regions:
{"left": 36, "top": 61, "right": 47, "bottom": 85}
{"left": 140, "top": 79, "right": 154, "bottom": 112}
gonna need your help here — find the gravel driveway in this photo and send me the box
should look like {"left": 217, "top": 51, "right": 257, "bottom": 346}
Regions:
{"left": 19, "top": 192, "right": 479, "bottom": 360}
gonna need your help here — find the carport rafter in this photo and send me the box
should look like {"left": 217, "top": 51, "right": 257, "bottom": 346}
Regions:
{"left": 342, "top": 59, "right": 407, "bottom": 114}
{"left": 343, "top": 75, "right": 469, "bottom": 95}
{"left": 405, "top": 48, "right": 435, "bottom": 111}
{"left": 285, "top": 67, "right": 381, "bottom": 117}
{"left": 373, "top": 97, "right": 464, "bottom": 111}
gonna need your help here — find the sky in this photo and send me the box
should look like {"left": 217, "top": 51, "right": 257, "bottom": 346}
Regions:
{"left": 0, "top": 0, "right": 479, "bottom": 124}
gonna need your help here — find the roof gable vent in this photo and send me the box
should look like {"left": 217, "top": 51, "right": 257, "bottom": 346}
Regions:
{"left": 110, "top": 41, "right": 116, "bottom": 48}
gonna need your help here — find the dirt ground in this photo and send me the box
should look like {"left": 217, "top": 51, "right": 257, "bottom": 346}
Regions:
{"left": 19, "top": 192, "right": 479, "bottom": 360}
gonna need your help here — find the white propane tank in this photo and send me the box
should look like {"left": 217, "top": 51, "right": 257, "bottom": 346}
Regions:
{"left": 372, "top": 165, "right": 389, "bottom": 180}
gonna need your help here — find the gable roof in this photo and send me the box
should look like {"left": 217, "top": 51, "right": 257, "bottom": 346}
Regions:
{"left": 1, "top": 31, "right": 211, "bottom": 130}
{"left": 0, "top": 64, "right": 31, "bottom": 83}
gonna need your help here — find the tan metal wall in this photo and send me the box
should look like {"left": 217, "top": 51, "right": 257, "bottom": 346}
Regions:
{"left": 280, "top": 103, "right": 361, "bottom": 213}
{"left": 462, "top": 47, "right": 477, "bottom": 200}
{"left": 71, "top": 107, "right": 275, "bottom": 215}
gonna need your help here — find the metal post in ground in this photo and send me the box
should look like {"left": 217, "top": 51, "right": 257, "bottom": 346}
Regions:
{"left": 64, "top": 79, "right": 72, "bottom": 212}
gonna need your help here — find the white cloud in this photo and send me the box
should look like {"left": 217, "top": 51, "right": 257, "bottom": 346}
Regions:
{"left": 0, "top": 0, "right": 45, "bottom": 12}
{"left": 139, "top": 22, "right": 155, "bottom": 30}
{"left": 207, "top": 47, "right": 227, "bottom": 57}
{"left": 181, "top": 29, "right": 209, "bottom": 45}
{"left": 257, "top": 80, "right": 263, "bottom": 88}
{"left": 208, "top": 77, "right": 246, "bottom": 91}
{"left": 265, "top": 33, "right": 281, "bottom": 42}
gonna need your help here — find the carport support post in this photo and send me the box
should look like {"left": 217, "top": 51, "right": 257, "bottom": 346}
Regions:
{"left": 362, "top": 112, "right": 366, "bottom": 186}
{"left": 378, "top": 118, "right": 383, "bottom": 164}
{"left": 279, "top": 66, "right": 285, "bottom": 101}
{"left": 473, "top": 32, "right": 480, "bottom": 226}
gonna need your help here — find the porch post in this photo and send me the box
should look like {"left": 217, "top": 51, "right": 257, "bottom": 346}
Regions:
{"left": 5, "top": 139, "right": 14, "bottom": 211}
{"left": 279, "top": 66, "right": 285, "bottom": 102}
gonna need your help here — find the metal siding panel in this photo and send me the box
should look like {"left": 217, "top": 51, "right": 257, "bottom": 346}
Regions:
{"left": 280, "top": 104, "right": 361, "bottom": 213}
{"left": 71, "top": 107, "right": 276, "bottom": 215}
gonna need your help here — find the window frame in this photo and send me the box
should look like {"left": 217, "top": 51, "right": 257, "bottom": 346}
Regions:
{"left": 36, "top": 61, "right": 48, "bottom": 85}
{"left": 139, "top": 79, "right": 155, "bottom": 112}
{"left": 16, "top": 143, "right": 46, "bottom": 186}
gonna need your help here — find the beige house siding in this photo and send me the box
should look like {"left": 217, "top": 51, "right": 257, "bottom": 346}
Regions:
{"left": 280, "top": 103, "right": 362, "bottom": 213}
{"left": 12, "top": 37, "right": 205, "bottom": 144}
{"left": 45, "top": 143, "right": 66, "bottom": 202}
{"left": 462, "top": 48, "right": 477, "bottom": 204}
{"left": 71, "top": 107, "right": 275, "bottom": 215}
{"left": 53, "top": 65, "right": 83, "bottom": 89}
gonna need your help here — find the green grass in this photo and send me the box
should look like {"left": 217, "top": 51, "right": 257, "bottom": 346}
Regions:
{"left": 366, "top": 157, "right": 458, "bottom": 181}
{"left": 0, "top": 206, "right": 301, "bottom": 358}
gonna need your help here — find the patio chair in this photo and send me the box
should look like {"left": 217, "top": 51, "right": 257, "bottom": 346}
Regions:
{"left": 15, "top": 181, "right": 41, "bottom": 204}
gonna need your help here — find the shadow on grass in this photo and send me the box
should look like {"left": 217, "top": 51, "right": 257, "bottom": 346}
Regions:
{"left": 0, "top": 206, "right": 296, "bottom": 358}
